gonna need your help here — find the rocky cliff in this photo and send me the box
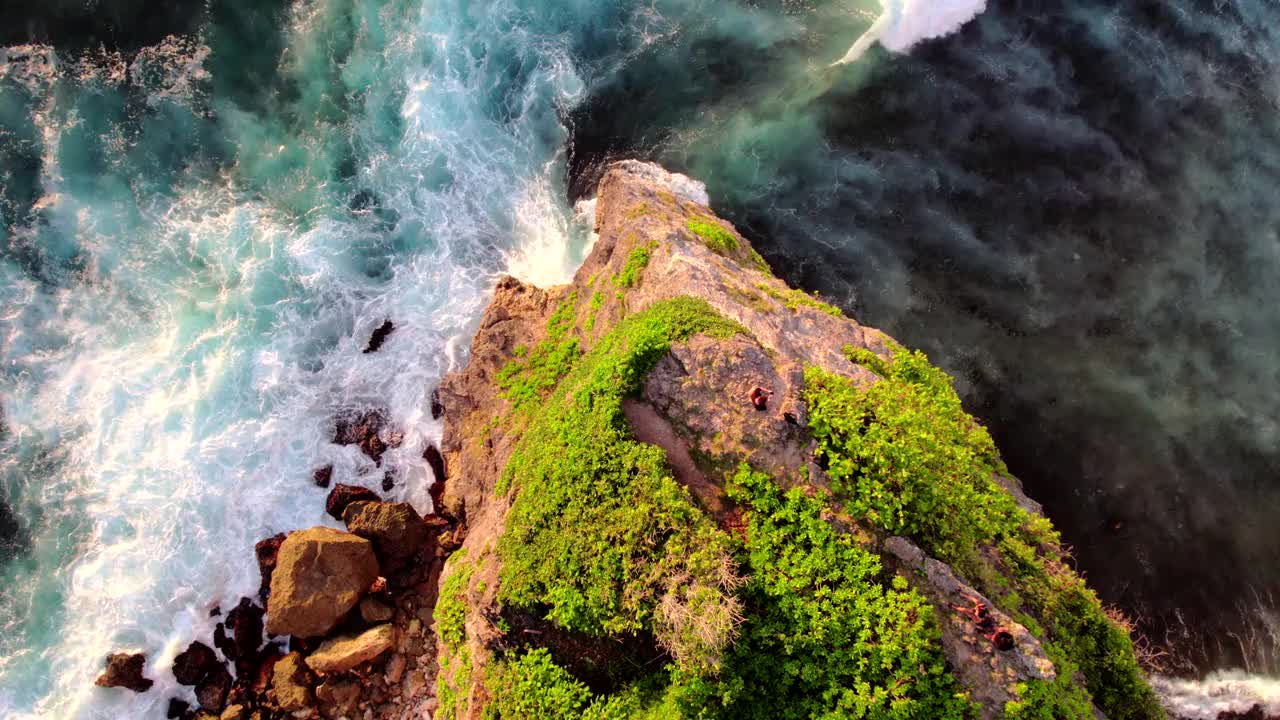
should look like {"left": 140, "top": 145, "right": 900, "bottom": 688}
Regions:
{"left": 428, "top": 161, "right": 1165, "bottom": 720}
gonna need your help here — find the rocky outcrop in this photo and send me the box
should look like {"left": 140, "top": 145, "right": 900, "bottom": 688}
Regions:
{"left": 343, "top": 501, "right": 429, "bottom": 566}
{"left": 95, "top": 652, "right": 153, "bottom": 692}
{"left": 265, "top": 527, "right": 379, "bottom": 638}
{"left": 304, "top": 624, "right": 397, "bottom": 675}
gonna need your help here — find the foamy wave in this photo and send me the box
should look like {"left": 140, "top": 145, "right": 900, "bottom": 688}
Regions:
{"left": 1154, "top": 670, "right": 1280, "bottom": 719}
{"left": 833, "top": 0, "right": 988, "bottom": 65}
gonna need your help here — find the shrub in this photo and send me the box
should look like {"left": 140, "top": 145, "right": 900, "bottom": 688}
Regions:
{"left": 497, "top": 292, "right": 580, "bottom": 410}
{"left": 686, "top": 218, "right": 739, "bottom": 254}
{"left": 615, "top": 242, "right": 657, "bottom": 289}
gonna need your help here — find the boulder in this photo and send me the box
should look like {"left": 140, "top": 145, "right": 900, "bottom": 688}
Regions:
{"left": 342, "top": 501, "right": 428, "bottom": 564}
{"left": 166, "top": 698, "right": 190, "bottom": 718}
{"left": 429, "top": 387, "right": 444, "bottom": 420}
{"left": 225, "top": 598, "right": 264, "bottom": 664}
{"left": 265, "top": 527, "right": 379, "bottom": 638}
{"left": 196, "top": 664, "right": 232, "bottom": 712}
{"left": 359, "top": 597, "right": 394, "bottom": 624}
{"left": 333, "top": 410, "right": 399, "bottom": 465}
{"left": 325, "top": 484, "right": 381, "bottom": 521}
{"left": 270, "top": 652, "right": 313, "bottom": 712}
{"left": 173, "top": 641, "right": 220, "bottom": 685}
{"left": 304, "top": 625, "right": 396, "bottom": 675}
{"left": 312, "top": 465, "right": 333, "bottom": 488}
{"left": 95, "top": 652, "right": 153, "bottom": 692}
{"left": 363, "top": 320, "right": 396, "bottom": 353}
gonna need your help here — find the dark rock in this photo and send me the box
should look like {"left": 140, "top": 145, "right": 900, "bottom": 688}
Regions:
{"left": 342, "top": 501, "right": 429, "bottom": 565}
{"left": 381, "top": 472, "right": 395, "bottom": 492}
{"left": 363, "top": 320, "right": 396, "bottom": 354}
{"left": 0, "top": 493, "right": 30, "bottom": 562}
{"left": 265, "top": 527, "right": 380, "bottom": 638}
{"left": 212, "top": 622, "right": 232, "bottom": 662}
{"left": 333, "top": 410, "right": 400, "bottom": 465}
{"left": 251, "top": 648, "right": 286, "bottom": 698}
{"left": 173, "top": 641, "right": 220, "bottom": 686}
{"left": 196, "top": 664, "right": 232, "bottom": 712}
{"left": 166, "top": 698, "right": 190, "bottom": 719}
{"left": 325, "top": 484, "right": 381, "bottom": 521}
{"left": 312, "top": 465, "right": 333, "bottom": 488}
{"left": 95, "top": 652, "right": 153, "bottom": 692}
{"left": 254, "top": 534, "right": 287, "bottom": 601}
{"left": 424, "top": 445, "right": 447, "bottom": 512}
{"left": 1217, "top": 706, "right": 1280, "bottom": 720}
{"left": 430, "top": 387, "right": 444, "bottom": 420}
{"left": 1, "top": 0, "right": 207, "bottom": 51}
{"left": 209, "top": 605, "right": 221, "bottom": 617}
{"left": 225, "top": 598, "right": 264, "bottom": 663}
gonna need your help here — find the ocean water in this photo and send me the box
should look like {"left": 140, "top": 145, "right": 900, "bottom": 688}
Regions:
{"left": 0, "top": 1, "right": 1277, "bottom": 718}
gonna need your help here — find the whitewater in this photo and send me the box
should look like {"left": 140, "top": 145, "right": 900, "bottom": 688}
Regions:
{"left": 0, "top": 0, "right": 1277, "bottom": 717}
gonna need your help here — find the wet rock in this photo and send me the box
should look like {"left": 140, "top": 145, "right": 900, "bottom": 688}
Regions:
{"left": 363, "top": 320, "right": 396, "bottom": 354}
{"left": 166, "top": 698, "right": 190, "bottom": 718}
{"left": 333, "top": 410, "right": 399, "bottom": 465}
{"left": 0, "top": 494, "right": 29, "bottom": 561}
{"left": 266, "top": 527, "right": 380, "bottom": 638}
{"left": 325, "top": 484, "right": 381, "bottom": 521}
{"left": 196, "top": 665, "right": 232, "bottom": 712}
{"left": 304, "top": 624, "right": 396, "bottom": 675}
{"left": 312, "top": 465, "right": 333, "bottom": 489}
{"left": 342, "top": 501, "right": 428, "bottom": 565}
{"left": 430, "top": 387, "right": 444, "bottom": 420}
{"left": 270, "top": 652, "right": 313, "bottom": 712}
{"left": 255, "top": 534, "right": 288, "bottom": 601}
{"left": 381, "top": 471, "right": 395, "bottom": 492}
{"left": 1216, "top": 707, "right": 1280, "bottom": 720}
{"left": 173, "top": 641, "right": 221, "bottom": 685}
{"left": 423, "top": 445, "right": 446, "bottom": 485}
{"left": 359, "top": 597, "right": 394, "bottom": 624}
{"left": 95, "top": 652, "right": 153, "bottom": 692}
{"left": 225, "top": 598, "right": 265, "bottom": 665}
{"left": 251, "top": 647, "right": 286, "bottom": 698}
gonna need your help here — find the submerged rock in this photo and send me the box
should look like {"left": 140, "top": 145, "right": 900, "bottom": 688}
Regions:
{"left": 430, "top": 387, "right": 445, "bottom": 420}
{"left": 325, "top": 484, "right": 381, "bottom": 521}
{"left": 304, "top": 624, "right": 396, "bottom": 675}
{"left": 265, "top": 527, "right": 379, "bottom": 638}
{"left": 343, "top": 501, "right": 429, "bottom": 565}
{"left": 333, "top": 409, "right": 400, "bottom": 465}
{"left": 312, "top": 465, "right": 333, "bottom": 488}
{"left": 95, "top": 652, "right": 153, "bottom": 692}
{"left": 196, "top": 664, "right": 232, "bottom": 712}
{"left": 165, "top": 698, "right": 190, "bottom": 718}
{"left": 363, "top": 320, "right": 396, "bottom": 354}
{"left": 172, "top": 641, "right": 220, "bottom": 685}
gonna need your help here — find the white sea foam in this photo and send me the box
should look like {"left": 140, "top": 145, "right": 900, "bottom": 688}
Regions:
{"left": 833, "top": 0, "right": 989, "bottom": 65}
{"left": 1153, "top": 670, "right": 1280, "bottom": 718}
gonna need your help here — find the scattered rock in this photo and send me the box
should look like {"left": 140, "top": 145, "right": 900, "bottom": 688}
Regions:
{"left": 312, "top": 465, "right": 333, "bottom": 489}
{"left": 360, "top": 597, "right": 394, "bottom": 624}
{"left": 325, "top": 484, "right": 382, "bottom": 521}
{"left": 173, "top": 640, "right": 221, "bottom": 685}
{"left": 271, "top": 652, "right": 314, "bottom": 712}
{"left": 196, "top": 664, "right": 232, "bottom": 712}
{"left": 95, "top": 652, "right": 153, "bottom": 692}
{"left": 430, "top": 387, "right": 444, "bottom": 420}
{"left": 334, "top": 410, "right": 399, "bottom": 465}
{"left": 343, "top": 501, "right": 429, "bottom": 564}
{"left": 304, "top": 625, "right": 396, "bottom": 675}
{"left": 381, "top": 471, "right": 395, "bottom": 492}
{"left": 215, "top": 597, "right": 264, "bottom": 664}
{"left": 255, "top": 534, "right": 288, "bottom": 600}
{"left": 166, "top": 698, "right": 190, "bottom": 718}
{"left": 364, "top": 320, "right": 396, "bottom": 354}
{"left": 266, "top": 527, "right": 380, "bottom": 638}
{"left": 315, "top": 679, "right": 361, "bottom": 718}
{"left": 384, "top": 653, "right": 406, "bottom": 685}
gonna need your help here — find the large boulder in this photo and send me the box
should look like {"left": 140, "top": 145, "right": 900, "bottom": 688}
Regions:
{"left": 324, "top": 484, "right": 381, "bottom": 521}
{"left": 265, "top": 528, "right": 379, "bottom": 638}
{"left": 196, "top": 665, "right": 232, "bottom": 712}
{"left": 172, "top": 641, "right": 220, "bottom": 685}
{"left": 95, "top": 652, "right": 153, "bottom": 692}
{"left": 270, "top": 652, "right": 313, "bottom": 712}
{"left": 342, "top": 501, "right": 428, "bottom": 564}
{"left": 304, "top": 625, "right": 396, "bottom": 675}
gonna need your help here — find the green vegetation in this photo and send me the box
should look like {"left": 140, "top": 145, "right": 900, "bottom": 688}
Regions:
{"left": 615, "top": 242, "right": 657, "bottom": 289}
{"left": 724, "top": 284, "right": 774, "bottom": 314}
{"left": 437, "top": 556, "right": 476, "bottom": 720}
{"left": 497, "top": 298, "right": 746, "bottom": 671}
{"left": 496, "top": 292, "right": 580, "bottom": 410}
{"left": 585, "top": 291, "right": 605, "bottom": 332}
{"left": 755, "top": 282, "right": 843, "bottom": 317}
{"left": 805, "top": 342, "right": 1163, "bottom": 719}
{"left": 686, "top": 218, "right": 739, "bottom": 255}
{"left": 746, "top": 246, "right": 771, "bottom": 274}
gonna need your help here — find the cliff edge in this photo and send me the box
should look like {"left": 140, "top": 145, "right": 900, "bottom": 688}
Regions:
{"left": 429, "top": 161, "right": 1165, "bottom": 720}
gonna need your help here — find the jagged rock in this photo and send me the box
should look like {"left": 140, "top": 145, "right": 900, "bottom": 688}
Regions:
{"left": 360, "top": 597, "right": 394, "bottom": 624}
{"left": 173, "top": 640, "right": 221, "bottom": 685}
{"left": 364, "top": 320, "right": 396, "bottom": 353}
{"left": 270, "top": 652, "right": 313, "bottom": 712}
{"left": 342, "top": 501, "right": 428, "bottom": 564}
{"left": 312, "top": 465, "right": 333, "bottom": 488}
{"left": 214, "top": 597, "right": 264, "bottom": 665}
{"left": 197, "top": 664, "right": 232, "bottom": 712}
{"left": 166, "top": 698, "right": 190, "bottom": 718}
{"left": 255, "top": 534, "right": 287, "bottom": 600}
{"left": 381, "top": 471, "right": 396, "bottom": 492}
{"left": 430, "top": 387, "right": 444, "bottom": 420}
{"left": 325, "top": 484, "right": 381, "bottom": 521}
{"left": 265, "top": 527, "right": 380, "bottom": 638}
{"left": 333, "top": 410, "right": 400, "bottom": 465}
{"left": 95, "top": 652, "right": 153, "bottom": 692}
{"left": 304, "top": 625, "right": 396, "bottom": 675}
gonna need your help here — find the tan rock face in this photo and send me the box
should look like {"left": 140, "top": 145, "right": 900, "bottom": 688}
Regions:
{"left": 343, "top": 501, "right": 429, "bottom": 564}
{"left": 265, "top": 527, "right": 380, "bottom": 638}
{"left": 305, "top": 624, "right": 397, "bottom": 675}
{"left": 270, "top": 652, "right": 313, "bottom": 712}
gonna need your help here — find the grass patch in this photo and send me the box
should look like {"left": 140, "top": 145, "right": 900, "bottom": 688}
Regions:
{"left": 756, "top": 282, "right": 843, "bottom": 317}
{"left": 686, "top": 218, "right": 739, "bottom": 255}
{"left": 615, "top": 242, "right": 657, "bottom": 289}
{"left": 804, "top": 341, "right": 1163, "bottom": 719}
{"left": 496, "top": 292, "right": 581, "bottom": 411}
{"left": 585, "top": 291, "right": 605, "bottom": 332}
{"left": 437, "top": 555, "right": 476, "bottom": 720}
{"left": 497, "top": 297, "right": 747, "bottom": 672}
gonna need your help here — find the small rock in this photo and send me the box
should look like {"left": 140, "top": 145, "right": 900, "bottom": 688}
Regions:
{"left": 406, "top": 619, "right": 421, "bottom": 638}
{"left": 429, "top": 388, "right": 444, "bottom": 420}
{"left": 384, "top": 654, "right": 406, "bottom": 685}
{"left": 342, "top": 501, "right": 428, "bottom": 564}
{"left": 325, "top": 484, "right": 382, "bottom": 521}
{"left": 197, "top": 665, "right": 233, "bottom": 712}
{"left": 271, "top": 652, "right": 314, "bottom": 712}
{"left": 317, "top": 680, "right": 362, "bottom": 718}
{"left": 334, "top": 410, "right": 398, "bottom": 465}
{"left": 381, "top": 472, "right": 395, "bottom": 492}
{"left": 363, "top": 320, "right": 396, "bottom": 354}
{"left": 255, "top": 534, "right": 288, "bottom": 600}
{"left": 304, "top": 625, "right": 396, "bottom": 675}
{"left": 221, "top": 704, "right": 248, "bottom": 720}
{"left": 312, "top": 465, "right": 333, "bottom": 489}
{"left": 266, "top": 527, "right": 380, "bottom": 638}
{"left": 173, "top": 640, "right": 221, "bottom": 685}
{"left": 166, "top": 698, "right": 190, "bottom": 718}
{"left": 359, "top": 597, "right": 394, "bottom": 624}
{"left": 95, "top": 652, "right": 153, "bottom": 692}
